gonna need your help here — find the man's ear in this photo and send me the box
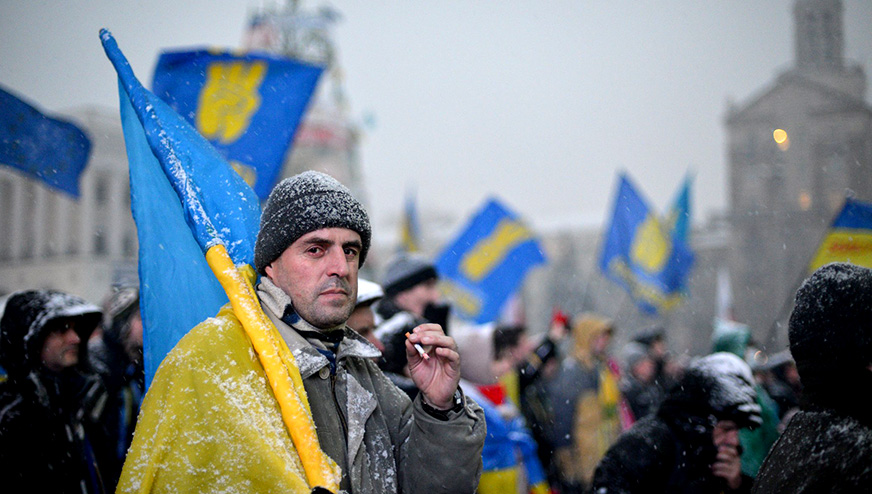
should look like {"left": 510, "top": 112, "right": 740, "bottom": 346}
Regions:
{"left": 264, "top": 264, "right": 274, "bottom": 280}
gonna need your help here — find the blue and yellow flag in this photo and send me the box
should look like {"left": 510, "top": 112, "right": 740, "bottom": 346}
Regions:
{"left": 808, "top": 198, "right": 872, "bottom": 272}
{"left": 0, "top": 85, "right": 91, "bottom": 197}
{"left": 436, "top": 198, "right": 546, "bottom": 324}
{"left": 599, "top": 173, "right": 694, "bottom": 314}
{"left": 152, "top": 48, "right": 323, "bottom": 199}
{"left": 102, "top": 29, "right": 339, "bottom": 491}
{"left": 399, "top": 187, "right": 421, "bottom": 253}
{"left": 665, "top": 172, "right": 692, "bottom": 244}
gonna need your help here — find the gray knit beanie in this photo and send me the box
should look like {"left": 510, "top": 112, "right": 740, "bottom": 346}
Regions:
{"left": 381, "top": 253, "right": 438, "bottom": 296}
{"left": 255, "top": 171, "right": 371, "bottom": 274}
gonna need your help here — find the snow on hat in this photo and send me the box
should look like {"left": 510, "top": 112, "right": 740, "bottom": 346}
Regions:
{"left": 788, "top": 262, "right": 872, "bottom": 393}
{"left": 0, "top": 289, "right": 101, "bottom": 377}
{"left": 254, "top": 171, "right": 371, "bottom": 274}
{"left": 356, "top": 278, "right": 384, "bottom": 307}
{"left": 659, "top": 352, "right": 761, "bottom": 430}
{"left": 381, "top": 253, "right": 438, "bottom": 296}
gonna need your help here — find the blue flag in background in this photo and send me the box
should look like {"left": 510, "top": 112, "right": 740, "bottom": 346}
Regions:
{"left": 152, "top": 49, "right": 323, "bottom": 199}
{"left": 599, "top": 173, "right": 694, "bottom": 314}
{"left": 0, "top": 85, "right": 91, "bottom": 197}
{"left": 436, "top": 198, "right": 546, "bottom": 324}
{"left": 666, "top": 172, "right": 692, "bottom": 244}
{"left": 399, "top": 187, "right": 421, "bottom": 253}
{"left": 101, "top": 31, "right": 262, "bottom": 387}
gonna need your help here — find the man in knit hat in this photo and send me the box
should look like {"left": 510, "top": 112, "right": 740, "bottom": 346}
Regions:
{"left": 117, "top": 171, "right": 485, "bottom": 494}
{"left": 373, "top": 253, "right": 449, "bottom": 399}
{"left": 752, "top": 262, "right": 872, "bottom": 493}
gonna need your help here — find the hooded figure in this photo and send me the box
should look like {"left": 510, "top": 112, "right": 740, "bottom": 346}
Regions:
{"left": 0, "top": 289, "right": 106, "bottom": 493}
{"left": 752, "top": 262, "right": 872, "bottom": 493}
{"left": 548, "top": 314, "right": 629, "bottom": 492}
{"left": 593, "top": 352, "right": 762, "bottom": 494}
{"left": 89, "top": 286, "right": 145, "bottom": 491}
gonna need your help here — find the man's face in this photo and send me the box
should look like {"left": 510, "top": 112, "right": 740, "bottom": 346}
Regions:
{"left": 265, "top": 228, "right": 361, "bottom": 329}
{"left": 394, "top": 278, "right": 440, "bottom": 318}
{"left": 41, "top": 319, "right": 81, "bottom": 372}
{"left": 346, "top": 305, "right": 384, "bottom": 352}
{"left": 712, "top": 420, "right": 740, "bottom": 449}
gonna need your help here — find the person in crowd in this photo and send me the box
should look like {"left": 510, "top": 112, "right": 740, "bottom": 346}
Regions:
{"left": 752, "top": 262, "right": 872, "bottom": 492}
{"left": 755, "top": 349, "right": 800, "bottom": 423}
{"left": 592, "top": 352, "right": 762, "bottom": 494}
{"left": 88, "top": 286, "right": 144, "bottom": 491}
{"left": 117, "top": 171, "right": 485, "bottom": 493}
{"left": 0, "top": 289, "right": 108, "bottom": 493}
{"left": 549, "top": 313, "right": 631, "bottom": 493}
{"left": 631, "top": 325, "right": 677, "bottom": 390}
{"left": 345, "top": 278, "right": 384, "bottom": 354}
{"left": 455, "top": 323, "right": 550, "bottom": 494}
{"left": 619, "top": 341, "right": 663, "bottom": 420}
{"left": 373, "top": 253, "right": 447, "bottom": 399}
{"left": 711, "top": 320, "right": 780, "bottom": 478}
{"left": 518, "top": 309, "right": 570, "bottom": 489}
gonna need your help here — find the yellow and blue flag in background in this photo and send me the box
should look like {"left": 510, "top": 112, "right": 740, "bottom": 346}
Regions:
{"left": 399, "top": 187, "right": 421, "bottom": 253}
{"left": 0, "top": 85, "right": 91, "bottom": 197}
{"left": 436, "top": 198, "right": 546, "bottom": 324}
{"left": 808, "top": 198, "right": 872, "bottom": 272}
{"left": 599, "top": 173, "right": 694, "bottom": 314}
{"left": 665, "top": 171, "right": 692, "bottom": 244}
{"left": 152, "top": 48, "right": 323, "bottom": 199}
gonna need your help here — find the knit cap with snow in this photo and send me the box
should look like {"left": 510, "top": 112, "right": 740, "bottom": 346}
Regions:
{"left": 381, "top": 253, "right": 438, "bottom": 296}
{"left": 255, "top": 171, "right": 371, "bottom": 274}
{"left": 788, "top": 262, "right": 872, "bottom": 399}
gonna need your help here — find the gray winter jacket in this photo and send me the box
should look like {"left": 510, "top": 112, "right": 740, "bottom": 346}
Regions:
{"left": 259, "top": 279, "right": 486, "bottom": 493}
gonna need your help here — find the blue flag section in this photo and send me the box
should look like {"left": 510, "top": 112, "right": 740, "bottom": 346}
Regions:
{"left": 599, "top": 173, "right": 695, "bottom": 314}
{"left": 666, "top": 172, "right": 692, "bottom": 244}
{"left": 436, "top": 198, "right": 546, "bottom": 324}
{"left": 809, "top": 198, "right": 872, "bottom": 272}
{"left": 0, "top": 85, "right": 91, "bottom": 197}
{"left": 152, "top": 48, "right": 323, "bottom": 199}
{"left": 101, "top": 30, "right": 262, "bottom": 387}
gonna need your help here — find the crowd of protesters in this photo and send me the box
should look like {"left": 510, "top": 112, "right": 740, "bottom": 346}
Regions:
{"left": 1, "top": 180, "right": 871, "bottom": 494}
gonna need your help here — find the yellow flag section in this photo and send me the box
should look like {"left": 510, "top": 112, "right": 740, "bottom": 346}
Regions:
{"left": 207, "top": 245, "right": 341, "bottom": 491}
{"left": 116, "top": 247, "right": 340, "bottom": 494}
{"left": 809, "top": 199, "right": 872, "bottom": 273}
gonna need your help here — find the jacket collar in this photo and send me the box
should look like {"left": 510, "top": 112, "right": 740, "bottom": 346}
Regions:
{"left": 257, "top": 277, "right": 381, "bottom": 378}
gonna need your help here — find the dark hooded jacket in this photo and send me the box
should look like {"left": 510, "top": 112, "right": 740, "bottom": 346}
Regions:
{"left": 752, "top": 263, "right": 872, "bottom": 493}
{"left": 0, "top": 290, "right": 106, "bottom": 493}
{"left": 592, "top": 352, "right": 762, "bottom": 494}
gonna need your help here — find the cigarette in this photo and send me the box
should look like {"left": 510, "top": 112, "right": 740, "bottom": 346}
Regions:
{"left": 406, "top": 332, "right": 430, "bottom": 360}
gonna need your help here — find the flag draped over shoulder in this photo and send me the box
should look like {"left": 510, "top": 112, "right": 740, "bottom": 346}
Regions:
{"left": 152, "top": 48, "right": 323, "bottom": 199}
{"left": 100, "top": 29, "right": 339, "bottom": 491}
{"left": 808, "top": 198, "right": 872, "bottom": 272}
{"left": 599, "top": 173, "right": 694, "bottom": 314}
{"left": 436, "top": 198, "right": 546, "bottom": 324}
{"left": 0, "top": 85, "right": 91, "bottom": 197}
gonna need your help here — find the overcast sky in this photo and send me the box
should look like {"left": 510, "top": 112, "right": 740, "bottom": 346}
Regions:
{"left": 2, "top": 1, "right": 871, "bottom": 239}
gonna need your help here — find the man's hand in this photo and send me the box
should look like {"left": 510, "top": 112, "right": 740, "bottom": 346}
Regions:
{"left": 711, "top": 443, "right": 743, "bottom": 490}
{"left": 406, "top": 323, "right": 460, "bottom": 410}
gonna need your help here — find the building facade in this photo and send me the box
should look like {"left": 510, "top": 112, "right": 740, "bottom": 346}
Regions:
{"left": 725, "top": 0, "right": 872, "bottom": 348}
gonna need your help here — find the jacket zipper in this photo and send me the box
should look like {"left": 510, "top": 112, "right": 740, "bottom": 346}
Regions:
{"left": 330, "top": 373, "right": 348, "bottom": 438}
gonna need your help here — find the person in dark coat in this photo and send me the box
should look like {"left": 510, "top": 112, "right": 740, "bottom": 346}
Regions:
{"left": 88, "top": 286, "right": 144, "bottom": 491}
{"left": 752, "top": 262, "right": 872, "bottom": 493}
{"left": 0, "top": 289, "right": 107, "bottom": 493}
{"left": 592, "top": 352, "right": 762, "bottom": 494}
